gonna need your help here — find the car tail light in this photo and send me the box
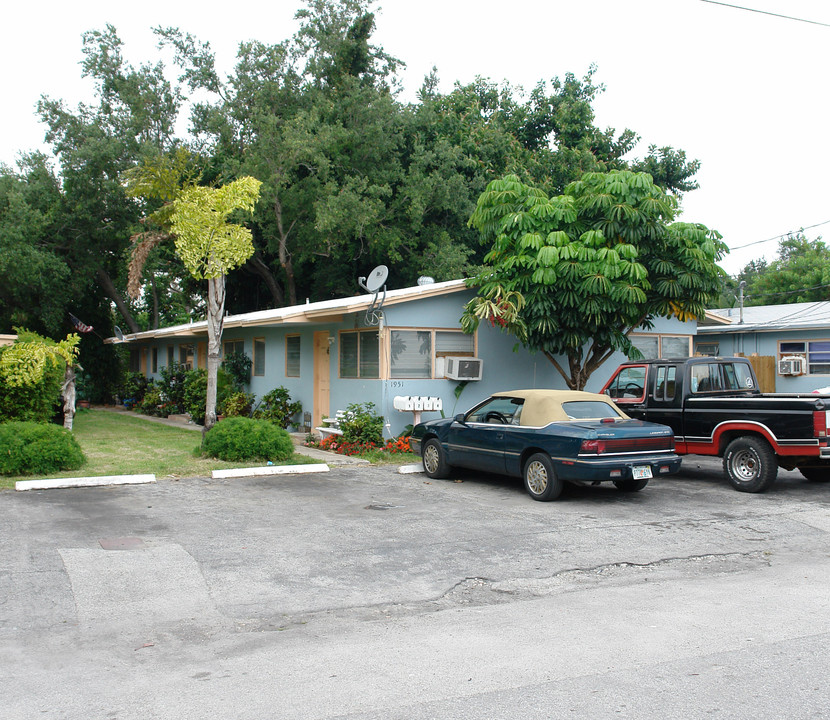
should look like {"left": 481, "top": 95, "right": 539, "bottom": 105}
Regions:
{"left": 813, "top": 410, "right": 829, "bottom": 438}
{"left": 580, "top": 437, "right": 674, "bottom": 454}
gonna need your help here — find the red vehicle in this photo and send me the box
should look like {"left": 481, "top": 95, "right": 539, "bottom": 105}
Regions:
{"left": 602, "top": 356, "right": 830, "bottom": 492}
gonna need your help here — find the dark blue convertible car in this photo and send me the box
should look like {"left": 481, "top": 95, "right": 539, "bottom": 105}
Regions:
{"left": 410, "top": 389, "right": 681, "bottom": 501}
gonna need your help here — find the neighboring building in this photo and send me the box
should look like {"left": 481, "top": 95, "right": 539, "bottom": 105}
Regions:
{"left": 109, "top": 279, "right": 697, "bottom": 436}
{"left": 698, "top": 301, "right": 830, "bottom": 393}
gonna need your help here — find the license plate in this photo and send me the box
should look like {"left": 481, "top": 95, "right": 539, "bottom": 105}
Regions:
{"left": 633, "top": 466, "right": 653, "bottom": 480}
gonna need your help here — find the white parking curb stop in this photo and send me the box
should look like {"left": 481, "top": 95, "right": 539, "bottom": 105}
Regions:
{"left": 16, "top": 474, "right": 157, "bottom": 491}
{"left": 212, "top": 463, "right": 330, "bottom": 479}
{"left": 397, "top": 463, "right": 425, "bottom": 474}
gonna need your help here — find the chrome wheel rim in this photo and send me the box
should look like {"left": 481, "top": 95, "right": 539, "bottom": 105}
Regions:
{"left": 423, "top": 443, "right": 440, "bottom": 474}
{"left": 526, "top": 460, "right": 548, "bottom": 495}
{"left": 730, "top": 449, "right": 758, "bottom": 482}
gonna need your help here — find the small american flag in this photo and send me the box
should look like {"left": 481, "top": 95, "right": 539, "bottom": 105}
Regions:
{"left": 69, "top": 312, "right": 94, "bottom": 333}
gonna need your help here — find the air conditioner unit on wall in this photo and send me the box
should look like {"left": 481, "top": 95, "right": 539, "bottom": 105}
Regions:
{"left": 778, "top": 355, "right": 805, "bottom": 376}
{"left": 444, "top": 356, "right": 484, "bottom": 381}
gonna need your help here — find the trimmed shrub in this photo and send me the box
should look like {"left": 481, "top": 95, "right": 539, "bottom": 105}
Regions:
{"left": 0, "top": 421, "right": 86, "bottom": 475}
{"left": 202, "top": 417, "right": 294, "bottom": 462}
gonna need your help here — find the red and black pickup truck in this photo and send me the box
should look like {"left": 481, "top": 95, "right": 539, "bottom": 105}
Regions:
{"left": 601, "top": 356, "right": 830, "bottom": 492}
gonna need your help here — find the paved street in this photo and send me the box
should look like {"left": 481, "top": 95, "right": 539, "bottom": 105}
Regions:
{"left": 2, "top": 457, "right": 829, "bottom": 719}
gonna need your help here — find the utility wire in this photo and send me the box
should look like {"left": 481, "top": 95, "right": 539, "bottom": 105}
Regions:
{"left": 747, "top": 282, "right": 830, "bottom": 299}
{"left": 729, "top": 219, "right": 830, "bottom": 251}
{"left": 699, "top": 1, "right": 830, "bottom": 27}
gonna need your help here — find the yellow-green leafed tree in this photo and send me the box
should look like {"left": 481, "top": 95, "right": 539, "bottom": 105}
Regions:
{"left": 0, "top": 331, "right": 80, "bottom": 426}
{"left": 169, "top": 177, "right": 262, "bottom": 430}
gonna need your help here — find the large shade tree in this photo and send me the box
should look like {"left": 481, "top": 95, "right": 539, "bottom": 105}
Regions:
{"left": 462, "top": 171, "right": 727, "bottom": 389}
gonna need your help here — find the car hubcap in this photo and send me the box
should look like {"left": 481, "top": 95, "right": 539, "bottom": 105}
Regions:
{"left": 423, "top": 444, "right": 439, "bottom": 473}
{"left": 731, "top": 450, "right": 758, "bottom": 481}
{"left": 526, "top": 460, "right": 548, "bottom": 495}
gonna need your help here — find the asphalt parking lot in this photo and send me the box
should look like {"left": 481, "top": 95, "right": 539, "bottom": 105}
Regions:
{"left": 2, "top": 456, "right": 829, "bottom": 719}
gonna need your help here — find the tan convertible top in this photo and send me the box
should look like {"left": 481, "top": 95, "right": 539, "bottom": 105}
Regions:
{"left": 491, "top": 389, "right": 628, "bottom": 426}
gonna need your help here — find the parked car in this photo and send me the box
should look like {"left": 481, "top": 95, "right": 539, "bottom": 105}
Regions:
{"left": 410, "top": 389, "right": 681, "bottom": 501}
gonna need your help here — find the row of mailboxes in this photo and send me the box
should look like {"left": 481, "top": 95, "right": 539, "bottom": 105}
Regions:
{"left": 393, "top": 395, "right": 443, "bottom": 412}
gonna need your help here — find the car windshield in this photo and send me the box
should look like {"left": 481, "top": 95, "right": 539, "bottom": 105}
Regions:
{"left": 561, "top": 401, "right": 621, "bottom": 420}
{"left": 466, "top": 397, "right": 524, "bottom": 424}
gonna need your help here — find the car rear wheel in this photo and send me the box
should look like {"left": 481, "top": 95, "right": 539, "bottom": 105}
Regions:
{"left": 798, "top": 467, "right": 830, "bottom": 483}
{"left": 723, "top": 436, "right": 777, "bottom": 493}
{"left": 523, "top": 453, "right": 563, "bottom": 501}
{"left": 613, "top": 477, "right": 649, "bottom": 492}
{"left": 422, "top": 438, "right": 451, "bottom": 479}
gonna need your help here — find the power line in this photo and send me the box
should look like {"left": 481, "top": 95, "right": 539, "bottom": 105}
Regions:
{"left": 747, "top": 282, "right": 830, "bottom": 299}
{"left": 729, "top": 219, "right": 830, "bottom": 251}
{"left": 699, "top": 1, "right": 830, "bottom": 27}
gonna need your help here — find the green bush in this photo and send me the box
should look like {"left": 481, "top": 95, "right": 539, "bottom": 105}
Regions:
{"left": 0, "top": 331, "right": 66, "bottom": 423}
{"left": 220, "top": 390, "right": 255, "bottom": 417}
{"left": 221, "top": 351, "right": 252, "bottom": 390}
{"left": 119, "top": 371, "right": 149, "bottom": 408}
{"left": 158, "top": 361, "right": 187, "bottom": 413}
{"left": 0, "top": 421, "right": 86, "bottom": 475}
{"left": 183, "top": 368, "right": 234, "bottom": 425}
{"left": 340, "top": 402, "right": 384, "bottom": 445}
{"left": 137, "top": 382, "right": 165, "bottom": 416}
{"left": 202, "top": 417, "right": 294, "bottom": 462}
{"left": 252, "top": 387, "right": 302, "bottom": 429}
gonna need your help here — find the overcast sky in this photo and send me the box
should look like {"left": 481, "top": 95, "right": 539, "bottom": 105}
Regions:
{"left": 3, "top": 0, "right": 829, "bottom": 278}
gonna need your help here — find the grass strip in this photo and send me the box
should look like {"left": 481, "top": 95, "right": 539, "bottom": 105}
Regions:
{"left": 0, "top": 409, "right": 316, "bottom": 489}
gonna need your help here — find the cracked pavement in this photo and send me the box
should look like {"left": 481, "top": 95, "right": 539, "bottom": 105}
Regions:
{"left": 2, "top": 457, "right": 829, "bottom": 719}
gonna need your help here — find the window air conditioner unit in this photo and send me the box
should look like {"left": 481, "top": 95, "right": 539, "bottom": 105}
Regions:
{"left": 444, "top": 356, "right": 483, "bottom": 381}
{"left": 778, "top": 356, "right": 804, "bottom": 376}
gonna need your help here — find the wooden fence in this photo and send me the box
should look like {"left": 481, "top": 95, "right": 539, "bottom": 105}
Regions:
{"left": 737, "top": 353, "right": 776, "bottom": 393}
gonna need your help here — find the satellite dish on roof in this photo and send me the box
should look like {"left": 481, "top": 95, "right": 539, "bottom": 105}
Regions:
{"left": 359, "top": 265, "right": 388, "bottom": 293}
{"left": 357, "top": 265, "right": 388, "bottom": 326}
{"left": 114, "top": 326, "right": 125, "bottom": 342}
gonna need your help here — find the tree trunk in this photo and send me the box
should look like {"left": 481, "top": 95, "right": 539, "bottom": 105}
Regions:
{"left": 203, "top": 275, "right": 226, "bottom": 434}
{"left": 62, "top": 365, "right": 76, "bottom": 431}
{"left": 274, "top": 195, "right": 298, "bottom": 306}
{"left": 96, "top": 268, "right": 141, "bottom": 334}
{"left": 245, "top": 252, "right": 284, "bottom": 306}
{"left": 151, "top": 274, "right": 160, "bottom": 330}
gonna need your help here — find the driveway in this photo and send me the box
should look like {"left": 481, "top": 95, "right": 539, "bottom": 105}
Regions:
{"left": 2, "top": 458, "right": 829, "bottom": 719}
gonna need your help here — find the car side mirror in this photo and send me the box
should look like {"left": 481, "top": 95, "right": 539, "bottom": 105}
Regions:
{"left": 454, "top": 413, "right": 466, "bottom": 425}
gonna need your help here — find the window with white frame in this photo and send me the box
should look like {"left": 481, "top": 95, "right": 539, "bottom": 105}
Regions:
{"left": 779, "top": 340, "right": 830, "bottom": 375}
{"left": 286, "top": 335, "right": 301, "bottom": 377}
{"left": 629, "top": 334, "right": 692, "bottom": 360}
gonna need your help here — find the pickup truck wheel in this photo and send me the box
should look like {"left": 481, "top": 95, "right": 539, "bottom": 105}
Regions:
{"left": 422, "top": 438, "right": 451, "bottom": 479}
{"left": 523, "top": 453, "right": 564, "bottom": 501}
{"left": 799, "top": 467, "right": 830, "bottom": 483}
{"left": 613, "top": 478, "right": 649, "bottom": 492}
{"left": 723, "top": 437, "right": 777, "bottom": 493}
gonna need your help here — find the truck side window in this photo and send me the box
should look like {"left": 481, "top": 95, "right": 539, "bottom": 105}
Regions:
{"left": 691, "top": 363, "right": 722, "bottom": 393}
{"left": 654, "top": 365, "right": 677, "bottom": 401}
{"left": 606, "top": 365, "right": 646, "bottom": 401}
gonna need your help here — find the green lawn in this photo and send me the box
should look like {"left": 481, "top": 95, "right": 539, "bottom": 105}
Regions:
{"left": 0, "top": 409, "right": 318, "bottom": 489}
